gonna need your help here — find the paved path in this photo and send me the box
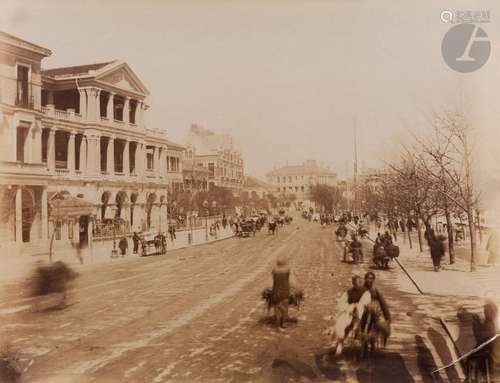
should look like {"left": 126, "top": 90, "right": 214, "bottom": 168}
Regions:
{"left": 0, "top": 218, "right": 458, "bottom": 382}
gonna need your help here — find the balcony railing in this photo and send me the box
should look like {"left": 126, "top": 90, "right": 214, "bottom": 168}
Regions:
{"left": 55, "top": 109, "right": 69, "bottom": 119}
{"left": 55, "top": 168, "right": 70, "bottom": 175}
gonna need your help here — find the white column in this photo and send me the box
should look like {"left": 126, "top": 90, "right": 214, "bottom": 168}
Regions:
{"left": 138, "top": 141, "right": 145, "bottom": 176}
{"left": 41, "top": 188, "right": 48, "bottom": 242}
{"left": 68, "top": 131, "right": 76, "bottom": 174}
{"left": 85, "top": 133, "right": 100, "bottom": 177}
{"left": 157, "top": 147, "right": 162, "bottom": 178}
{"left": 79, "top": 135, "right": 87, "bottom": 174}
{"left": 133, "top": 101, "right": 140, "bottom": 125}
{"left": 138, "top": 101, "right": 145, "bottom": 128}
{"left": 107, "top": 136, "right": 115, "bottom": 174}
{"left": 106, "top": 92, "right": 115, "bottom": 120}
{"left": 78, "top": 89, "right": 87, "bottom": 118}
{"left": 15, "top": 186, "right": 22, "bottom": 242}
{"left": 85, "top": 88, "right": 100, "bottom": 122}
{"left": 47, "top": 128, "right": 56, "bottom": 172}
{"left": 123, "top": 96, "right": 130, "bottom": 124}
{"left": 47, "top": 90, "right": 54, "bottom": 105}
{"left": 95, "top": 89, "right": 101, "bottom": 120}
{"left": 123, "top": 139, "right": 130, "bottom": 175}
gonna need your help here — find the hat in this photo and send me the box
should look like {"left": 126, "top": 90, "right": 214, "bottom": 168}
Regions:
{"left": 276, "top": 257, "right": 288, "bottom": 266}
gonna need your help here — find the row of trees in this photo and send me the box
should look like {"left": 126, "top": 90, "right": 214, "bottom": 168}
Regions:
{"left": 360, "top": 110, "right": 480, "bottom": 270}
{"left": 168, "top": 186, "right": 295, "bottom": 217}
{"left": 309, "top": 184, "right": 346, "bottom": 213}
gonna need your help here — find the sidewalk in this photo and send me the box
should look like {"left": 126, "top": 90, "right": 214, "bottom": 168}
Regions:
{"left": 0, "top": 226, "right": 235, "bottom": 285}
{"left": 394, "top": 236, "right": 498, "bottom": 299}
{"left": 389, "top": 233, "right": 500, "bottom": 378}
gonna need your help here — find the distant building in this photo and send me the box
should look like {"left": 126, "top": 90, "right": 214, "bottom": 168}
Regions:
{"left": 242, "top": 176, "right": 272, "bottom": 199}
{"left": 358, "top": 167, "right": 389, "bottom": 191}
{"left": 184, "top": 124, "right": 244, "bottom": 193}
{"left": 182, "top": 160, "right": 209, "bottom": 193}
{"left": 266, "top": 160, "right": 337, "bottom": 203}
{"left": 165, "top": 140, "right": 185, "bottom": 194}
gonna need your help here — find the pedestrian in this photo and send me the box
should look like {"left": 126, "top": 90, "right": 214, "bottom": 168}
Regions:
{"left": 271, "top": 257, "right": 292, "bottom": 330}
{"left": 399, "top": 219, "right": 405, "bottom": 233}
{"left": 118, "top": 236, "right": 128, "bottom": 256}
{"left": 168, "top": 224, "right": 176, "bottom": 242}
{"left": 132, "top": 232, "right": 140, "bottom": 254}
{"left": 429, "top": 234, "right": 445, "bottom": 272}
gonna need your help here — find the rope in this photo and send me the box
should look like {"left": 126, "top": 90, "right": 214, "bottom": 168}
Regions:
{"left": 432, "top": 333, "right": 500, "bottom": 373}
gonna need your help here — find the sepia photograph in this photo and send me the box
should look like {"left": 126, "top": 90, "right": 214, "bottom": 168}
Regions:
{"left": 0, "top": 1, "right": 499, "bottom": 382}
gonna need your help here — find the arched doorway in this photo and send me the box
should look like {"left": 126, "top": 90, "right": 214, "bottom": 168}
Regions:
{"left": 101, "top": 191, "right": 111, "bottom": 220}
{"left": 115, "top": 191, "right": 128, "bottom": 219}
{"left": 79, "top": 215, "right": 89, "bottom": 247}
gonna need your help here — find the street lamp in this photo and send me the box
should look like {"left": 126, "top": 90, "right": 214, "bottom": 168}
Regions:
{"left": 203, "top": 199, "right": 209, "bottom": 241}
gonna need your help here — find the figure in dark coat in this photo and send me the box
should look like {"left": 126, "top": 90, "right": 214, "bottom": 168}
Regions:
{"left": 132, "top": 232, "right": 140, "bottom": 254}
{"left": 360, "top": 272, "right": 391, "bottom": 345}
{"left": 272, "top": 258, "right": 291, "bottom": 329}
{"left": 429, "top": 234, "right": 445, "bottom": 271}
{"left": 118, "top": 236, "right": 128, "bottom": 256}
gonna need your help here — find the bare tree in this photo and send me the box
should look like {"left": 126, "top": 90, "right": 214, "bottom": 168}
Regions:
{"left": 414, "top": 110, "right": 479, "bottom": 271}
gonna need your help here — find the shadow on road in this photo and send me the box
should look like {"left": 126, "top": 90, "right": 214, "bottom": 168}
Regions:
{"left": 271, "top": 357, "right": 317, "bottom": 382}
{"left": 314, "top": 348, "right": 414, "bottom": 382}
{"left": 427, "top": 327, "right": 460, "bottom": 382}
{"left": 257, "top": 315, "right": 299, "bottom": 329}
{"left": 415, "top": 335, "right": 444, "bottom": 383}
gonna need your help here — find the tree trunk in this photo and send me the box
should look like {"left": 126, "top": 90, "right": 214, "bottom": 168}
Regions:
{"left": 467, "top": 209, "right": 477, "bottom": 271}
{"left": 416, "top": 217, "right": 423, "bottom": 253}
{"left": 445, "top": 207, "right": 455, "bottom": 264}
{"left": 407, "top": 215, "right": 413, "bottom": 249}
{"left": 476, "top": 210, "right": 483, "bottom": 245}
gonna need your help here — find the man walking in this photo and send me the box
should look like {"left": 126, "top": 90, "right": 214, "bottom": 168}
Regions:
{"left": 360, "top": 272, "right": 391, "bottom": 346}
{"left": 429, "top": 233, "right": 445, "bottom": 272}
{"left": 168, "top": 223, "right": 176, "bottom": 242}
{"left": 271, "top": 257, "right": 292, "bottom": 330}
{"left": 132, "top": 232, "right": 140, "bottom": 254}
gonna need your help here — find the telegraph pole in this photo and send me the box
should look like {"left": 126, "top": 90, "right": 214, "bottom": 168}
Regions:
{"left": 353, "top": 119, "right": 358, "bottom": 215}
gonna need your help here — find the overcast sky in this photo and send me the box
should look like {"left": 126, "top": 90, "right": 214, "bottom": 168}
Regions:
{"left": 2, "top": 0, "right": 499, "bottom": 184}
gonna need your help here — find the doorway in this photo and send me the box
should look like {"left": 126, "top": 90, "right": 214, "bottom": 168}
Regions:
{"left": 79, "top": 215, "right": 89, "bottom": 247}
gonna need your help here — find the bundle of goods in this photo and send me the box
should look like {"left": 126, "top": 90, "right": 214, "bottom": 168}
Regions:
{"left": 261, "top": 287, "right": 305, "bottom": 311}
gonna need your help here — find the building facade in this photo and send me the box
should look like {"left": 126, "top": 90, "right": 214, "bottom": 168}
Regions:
{"left": 266, "top": 160, "right": 337, "bottom": 203}
{"left": 242, "top": 176, "right": 272, "bottom": 199}
{"left": 184, "top": 124, "right": 244, "bottom": 193}
{"left": 0, "top": 31, "right": 174, "bottom": 257}
{"left": 182, "top": 160, "right": 209, "bottom": 193}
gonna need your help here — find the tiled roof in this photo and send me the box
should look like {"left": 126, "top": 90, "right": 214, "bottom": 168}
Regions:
{"left": 244, "top": 176, "right": 272, "bottom": 189}
{"left": 166, "top": 140, "right": 185, "bottom": 151}
{"left": 267, "top": 162, "right": 336, "bottom": 177}
{"left": 42, "top": 61, "right": 116, "bottom": 77}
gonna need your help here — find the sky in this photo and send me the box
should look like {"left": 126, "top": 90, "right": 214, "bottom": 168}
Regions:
{"left": 1, "top": 0, "right": 499, "bottom": 185}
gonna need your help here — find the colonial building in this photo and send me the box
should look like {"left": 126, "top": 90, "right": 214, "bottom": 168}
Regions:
{"left": 266, "top": 160, "right": 337, "bottom": 203}
{"left": 184, "top": 124, "right": 244, "bottom": 193}
{"left": 0, "top": 31, "right": 174, "bottom": 257}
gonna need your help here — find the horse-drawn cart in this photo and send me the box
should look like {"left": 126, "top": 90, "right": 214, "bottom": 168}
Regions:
{"left": 140, "top": 234, "right": 167, "bottom": 256}
{"left": 238, "top": 221, "right": 256, "bottom": 238}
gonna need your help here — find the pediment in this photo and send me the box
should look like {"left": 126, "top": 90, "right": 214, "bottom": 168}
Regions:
{"left": 96, "top": 63, "right": 149, "bottom": 96}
